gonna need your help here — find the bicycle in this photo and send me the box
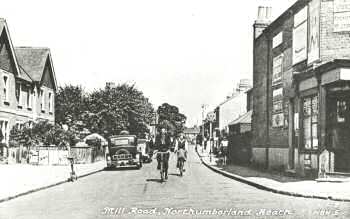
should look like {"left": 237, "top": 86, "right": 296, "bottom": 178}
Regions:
{"left": 154, "top": 151, "right": 169, "bottom": 182}
{"left": 178, "top": 157, "right": 185, "bottom": 176}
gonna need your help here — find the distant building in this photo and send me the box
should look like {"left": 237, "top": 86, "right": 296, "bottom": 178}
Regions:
{"left": 215, "top": 79, "right": 252, "bottom": 134}
{"left": 105, "top": 82, "right": 116, "bottom": 89}
{"left": 183, "top": 126, "right": 200, "bottom": 141}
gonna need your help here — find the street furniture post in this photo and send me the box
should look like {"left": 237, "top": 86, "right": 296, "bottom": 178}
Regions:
{"left": 68, "top": 156, "right": 77, "bottom": 182}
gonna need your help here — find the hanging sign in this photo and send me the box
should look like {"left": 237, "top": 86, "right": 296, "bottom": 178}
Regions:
{"left": 308, "top": 0, "right": 320, "bottom": 64}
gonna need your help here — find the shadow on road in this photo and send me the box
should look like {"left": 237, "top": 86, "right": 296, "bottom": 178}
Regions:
{"left": 168, "top": 173, "right": 181, "bottom": 177}
{"left": 103, "top": 167, "right": 140, "bottom": 171}
{"left": 146, "top": 178, "right": 164, "bottom": 183}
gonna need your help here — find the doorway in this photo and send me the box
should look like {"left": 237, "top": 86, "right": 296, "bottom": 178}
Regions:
{"left": 327, "top": 92, "right": 350, "bottom": 172}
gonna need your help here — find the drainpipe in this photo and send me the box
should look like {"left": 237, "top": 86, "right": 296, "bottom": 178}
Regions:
{"left": 265, "top": 36, "right": 272, "bottom": 170}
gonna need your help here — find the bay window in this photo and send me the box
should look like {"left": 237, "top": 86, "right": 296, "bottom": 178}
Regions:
{"left": 303, "top": 95, "right": 318, "bottom": 150}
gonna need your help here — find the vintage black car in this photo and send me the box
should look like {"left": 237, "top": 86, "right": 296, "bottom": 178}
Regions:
{"left": 106, "top": 135, "right": 142, "bottom": 169}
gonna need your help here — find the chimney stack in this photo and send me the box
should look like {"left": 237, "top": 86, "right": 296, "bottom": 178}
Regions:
{"left": 254, "top": 6, "right": 272, "bottom": 39}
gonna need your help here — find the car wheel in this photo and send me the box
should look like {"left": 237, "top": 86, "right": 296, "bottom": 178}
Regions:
{"left": 139, "top": 160, "right": 142, "bottom": 168}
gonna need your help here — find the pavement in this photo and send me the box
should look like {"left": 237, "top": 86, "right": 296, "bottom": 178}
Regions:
{"left": 197, "top": 147, "right": 350, "bottom": 202}
{"left": 0, "top": 160, "right": 106, "bottom": 202}
{"left": 0, "top": 145, "right": 349, "bottom": 219}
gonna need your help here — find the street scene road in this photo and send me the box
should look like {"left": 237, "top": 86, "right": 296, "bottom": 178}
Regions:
{"left": 1, "top": 145, "right": 349, "bottom": 219}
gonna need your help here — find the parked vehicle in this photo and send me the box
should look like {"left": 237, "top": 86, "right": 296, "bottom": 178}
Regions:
{"left": 137, "top": 139, "right": 152, "bottom": 163}
{"left": 106, "top": 135, "right": 142, "bottom": 169}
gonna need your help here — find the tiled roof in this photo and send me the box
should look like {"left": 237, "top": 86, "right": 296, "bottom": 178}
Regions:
{"left": 228, "top": 110, "right": 252, "bottom": 126}
{"left": 15, "top": 47, "right": 50, "bottom": 82}
{"left": 17, "top": 65, "right": 33, "bottom": 82}
{"left": 0, "top": 19, "right": 21, "bottom": 75}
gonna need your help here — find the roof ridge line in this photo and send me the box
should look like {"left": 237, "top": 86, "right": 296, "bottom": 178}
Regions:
{"left": 18, "top": 65, "right": 34, "bottom": 81}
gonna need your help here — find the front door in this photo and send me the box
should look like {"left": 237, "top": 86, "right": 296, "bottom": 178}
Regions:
{"left": 327, "top": 93, "right": 350, "bottom": 172}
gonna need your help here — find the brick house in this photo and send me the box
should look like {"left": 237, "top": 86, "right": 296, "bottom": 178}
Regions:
{"left": 252, "top": 0, "right": 350, "bottom": 177}
{"left": 0, "top": 19, "right": 57, "bottom": 156}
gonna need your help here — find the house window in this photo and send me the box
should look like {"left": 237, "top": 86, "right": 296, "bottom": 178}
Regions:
{"left": 48, "top": 92, "right": 53, "bottom": 113}
{"left": 0, "top": 120, "right": 9, "bottom": 144}
{"left": 303, "top": 95, "right": 318, "bottom": 150}
{"left": 272, "top": 87, "right": 288, "bottom": 128}
{"left": 337, "top": 100, "right": 347, "bottom": 123}
{"left": 15, "top": 82, "right": 22, "bottom": 107}
{"left": 22, "top": 88, "right": 28, "bottom": 109}
{"left": 27, "top": 89, "right": 33, "bottom": 109}
{"left": 15, "top": 121, "right": 24, "bottom": 130}
{"left": 272, "top": 55, "right": 283, "bottom": 85}
{"left": 284, "top": 100, "right": 289, "bottom": 128}
{"left": 3, "top": 75, "right": 9, "bottom": 103}
{"left": 40, "top": 89, "right": 45, "bottom": 112}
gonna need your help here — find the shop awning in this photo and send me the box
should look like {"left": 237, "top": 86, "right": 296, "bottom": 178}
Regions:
{"left": 228, "top": 110, "right": 252, "bottom": 126}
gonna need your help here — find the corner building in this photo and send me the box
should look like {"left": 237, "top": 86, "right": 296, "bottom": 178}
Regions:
{"left": 252, "top": 0, "right": 350, "bottom": 177}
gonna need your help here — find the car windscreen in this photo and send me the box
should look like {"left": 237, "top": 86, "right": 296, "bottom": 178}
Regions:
{"left": 110, "top": 137, "right": 135, "bottom": 146}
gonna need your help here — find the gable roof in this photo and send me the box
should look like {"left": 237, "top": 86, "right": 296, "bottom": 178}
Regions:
{"left": 0, "top": 18, "right": 21, "bottom": 75}
{"left": 18, "top": 65, "right": 34, "bottom": 82}
{"left": 15, "top": 47, "right": 57, "bottom": 89}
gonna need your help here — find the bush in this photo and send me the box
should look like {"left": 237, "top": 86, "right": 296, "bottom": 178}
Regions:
{"left": 9, "top": 120, "right": 76, "bottom": 148}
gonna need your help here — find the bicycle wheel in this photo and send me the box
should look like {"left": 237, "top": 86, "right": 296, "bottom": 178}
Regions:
{"left": 160, "top": 155, "right": 164, "bottom": 181}
{"left": 179, "top": 160, "right": 183, "bottom": 176}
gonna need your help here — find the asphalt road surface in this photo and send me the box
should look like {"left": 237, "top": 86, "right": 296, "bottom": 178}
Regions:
{"left": 1, "top": 145, "right": 350, "bottom": 219}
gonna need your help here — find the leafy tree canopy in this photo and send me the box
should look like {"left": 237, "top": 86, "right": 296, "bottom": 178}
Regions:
{"left": 157, "top": 103, "right": 186, "bottom": 136}
{"left": 55, "top": 83, "right": 154, "bottom": 140}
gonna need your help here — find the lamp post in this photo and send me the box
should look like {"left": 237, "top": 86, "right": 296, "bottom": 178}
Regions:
{"left": 206, "top": 112, "right": 216, "bottom": 163}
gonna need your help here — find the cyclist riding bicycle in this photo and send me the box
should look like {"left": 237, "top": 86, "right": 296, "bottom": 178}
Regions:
{"left": 154, "top": 128, "right": 171, "bottom": 180}
{"left": 175, "top": 133, "right": 188, "bottom": 171}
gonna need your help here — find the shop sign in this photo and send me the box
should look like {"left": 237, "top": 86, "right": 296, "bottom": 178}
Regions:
{"left": 272, "top": 113, "right": 284, "bottom": 127}
{"left": 293, "top": 22, "right": 307, "bottom": 64}
{"left": 273, "top": 32, "right": 283, "bottom": 48}
{"left": 294, "top": 113, "right": 299, "bottom": 130}
{"left": 334, "top": 0, "right": 350, "bottom": 32}
{"left": 206, "top": 112, "right": 216, "bottom": 122}
{"left": 273, "top": 87, "right": 283, "bottom": 100}
{"left": 308, "top": 0, "right": 320, "bottom": 64}
{"left": 334, "top": 0, "right": 350, "bottom": 12}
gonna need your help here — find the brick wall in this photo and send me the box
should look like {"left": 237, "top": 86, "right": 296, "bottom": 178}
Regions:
{"left": 320, "top": 0, "right": 350, "bottom": 62}
{"left": 251, "top": 147, "right": 266, "bottom": 166}
{"left": 252, "top": 34, "right": 269, "bottom": 147}
{"left": 268, "top": 148, "right": 289, "bottom": 169}
{"left": 253, "top": 10, "right": 295, "bottom": 148}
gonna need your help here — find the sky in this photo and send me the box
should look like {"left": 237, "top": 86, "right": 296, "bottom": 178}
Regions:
{"left": 0, "top": 0, "right": 297, "bottom": 126}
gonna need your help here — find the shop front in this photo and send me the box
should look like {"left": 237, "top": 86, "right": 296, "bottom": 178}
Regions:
{"left": 326, "top": 81, "right": 350, "bottom": 172}
{"left": 293, "top": 60, "right": 350, "bottom": 176}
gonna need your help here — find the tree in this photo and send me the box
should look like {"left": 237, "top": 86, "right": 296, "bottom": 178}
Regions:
{"left": 88, "top": 83, "right": 154, "bottom": 138}
{"left": 55, "top": 85, "right": 89, "bottom": 127}
{"left": 157, "top": 103, "right": 186, "bottom": 136}
{"left": 55, "top": 83, "right": 154, "bottom": 140}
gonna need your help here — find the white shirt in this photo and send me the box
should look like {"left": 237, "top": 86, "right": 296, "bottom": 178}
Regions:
{"left": 175, "top": 139, "right": 188, "bottom": 151}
